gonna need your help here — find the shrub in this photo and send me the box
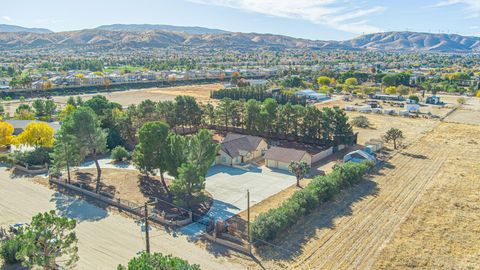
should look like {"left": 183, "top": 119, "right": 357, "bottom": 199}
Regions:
{"left": 0, "top": 237, "right": 22, "bottom": 264}
{"left": 408, "top": 95, "right": 419, "bottom": 103}
{"left": 351, "top": 115, "right": 371, "bottom": 128}
{"left": 13, "top": 147, "right": 52, "bottom": 166}
{"left": 111, "top": 146, "right": 130, "bottom": 162}
{"left": 457, "top": 97, "right": 466, "bottom": 104}
{"left": 118, "top": 252, "right": 200, "bottom": 270}
{"left": 251, "top": 161, "right": 373, "bottom": 243}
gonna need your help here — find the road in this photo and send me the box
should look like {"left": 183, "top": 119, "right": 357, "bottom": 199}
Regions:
{"left": 0, "top": 168, "right": 246, "bottom": 270}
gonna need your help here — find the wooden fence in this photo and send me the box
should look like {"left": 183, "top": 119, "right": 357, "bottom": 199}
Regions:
{"left": 49, "top": 177, "right": 192, "bottom": 227}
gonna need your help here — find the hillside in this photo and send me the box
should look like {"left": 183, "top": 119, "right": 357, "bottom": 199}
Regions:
{"left": 95, "top": 24, "right": 229, "bottom": 35}
{"left": 0, "top": 24, "right": 53, "bottom": 34}
{"left": 0, "top": 28, "right": 478, "bottom": 52}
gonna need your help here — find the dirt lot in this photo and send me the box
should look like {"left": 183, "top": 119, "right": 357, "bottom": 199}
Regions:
{"left": 3, "top": 83, "right": 223, "bottom": 115}
{"left": 347, "top": 111, "right": 438, "bottom": 146}
{"left": 69, "top": 168, "right": 211, "bottom": 216}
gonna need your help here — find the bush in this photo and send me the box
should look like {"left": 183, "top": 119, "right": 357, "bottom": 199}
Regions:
{"left": 13, "top": 147, "right": 52, "bottom": 166}
{"left": 351, "top": 115, "right": 371, "bottom": 128}
{"left": 457, "top": 97, "right": 466, "bottom": 104}
{"left": 118, "top": 252, "right": 200, "bottom": 270}
{"left": 0, "top": 238, "right": 22, "bottom": 264}
{"left": 111, "top": 146, "right": 130, "bottom": 162}
{"left": 0, "top": 153, "right": 16, "bottom": 166}
{"left": 408, "top": 95, "right": 419, "bottom": 103}
{"left": 251, "top": 161, "right": 373, "bottom": 243}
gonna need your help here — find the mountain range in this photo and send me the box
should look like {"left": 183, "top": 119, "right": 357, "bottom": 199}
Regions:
{"left": 0, "top": 24, "right": 53, "bottom": 34}
{"left": 0, "top": 24, "right": 479, "bottom": 53}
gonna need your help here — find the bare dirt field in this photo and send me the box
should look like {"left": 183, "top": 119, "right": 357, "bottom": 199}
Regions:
{"left": 69, "top": 168, "right": 211, "bottom": 216}
{"left": 347, "top": 111, "right": 438, "bottom": 145}
{"left": 3, "top": 83, "right": 223, "bottom": 115}
{"left": 236, "top": 120, "right": 478, "bottom": 270}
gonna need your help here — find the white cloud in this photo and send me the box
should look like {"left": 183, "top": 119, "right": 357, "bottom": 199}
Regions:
{"left": 435, "top": 0, "right": 480, "bottom": 17}
{"left": 2, "top": 16, "right": 12, "bottom": 22}
{"left": 188, "top": 0, "right": 386, "bottom": 34}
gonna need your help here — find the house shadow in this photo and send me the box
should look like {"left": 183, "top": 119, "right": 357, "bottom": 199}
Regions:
{"left": 253, "top": 178, "right": 379, "bottom": 262}
{"left": 50, "top": 192, "right": 108, "bottom": 222}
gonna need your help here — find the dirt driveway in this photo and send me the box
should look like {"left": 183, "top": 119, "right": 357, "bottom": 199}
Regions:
{"left": 0, "top": 168, "right": 246, "bottom": 270}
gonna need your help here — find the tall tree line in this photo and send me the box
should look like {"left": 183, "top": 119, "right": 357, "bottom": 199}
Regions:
{"left": 211, "top": 85, "right": 307, "bottom": 105}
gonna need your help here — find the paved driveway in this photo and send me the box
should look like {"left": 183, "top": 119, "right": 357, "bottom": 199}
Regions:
{"left": 182, "top": 165, "right": 295, "bottom": 235}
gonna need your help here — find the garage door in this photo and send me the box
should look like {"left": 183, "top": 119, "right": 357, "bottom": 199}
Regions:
{"left": 266, "top": 159, "right": 277, "bottom": 168}
{"left": 277, "top": 161, "right": 290, "bottom": 171}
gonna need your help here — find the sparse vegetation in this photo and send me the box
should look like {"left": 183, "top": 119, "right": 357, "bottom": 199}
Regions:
{"left": 351, "top": 115, "right": 371, "bottom": 128}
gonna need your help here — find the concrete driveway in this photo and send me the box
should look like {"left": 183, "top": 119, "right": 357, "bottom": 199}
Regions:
{"left": 182, "top": 165, "right": 295, "bottom": 235}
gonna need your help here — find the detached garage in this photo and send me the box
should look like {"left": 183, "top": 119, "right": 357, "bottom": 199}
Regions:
{"left": 265, "top": 147, "right": 312, "bottom": 171}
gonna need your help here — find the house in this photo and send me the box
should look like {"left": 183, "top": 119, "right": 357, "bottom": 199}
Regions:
{"left": 343, "top": 150, "right": 376, "bottom": 163}
{"left": 404, "top": 99, "right": 420, "bottom": 112}
{"left": 294, "top": 89, "right": 329, "bottom": 101}
{"left": 265, "top": 147, "right": 312, "bottom": 171}
{"left": 5, "top": 120, "right": 61, "bottom": 135}
{"left": 368, "top": 93, "right": 405, "bottom": 101}
{"left": 216, "top": 133, "right": 268, "bottom": 166}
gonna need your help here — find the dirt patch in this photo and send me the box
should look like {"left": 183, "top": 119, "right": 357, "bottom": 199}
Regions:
{"left": 67, "top": 168, "right": 212, "bottom": 216}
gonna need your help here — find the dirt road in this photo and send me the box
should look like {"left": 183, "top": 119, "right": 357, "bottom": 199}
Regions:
{"left": 0, "top": 169, "right": 245, "bottom": 270}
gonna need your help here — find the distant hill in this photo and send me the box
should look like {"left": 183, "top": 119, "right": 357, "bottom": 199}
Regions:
{"left": 0, "top": 24, "right": 53, "bottom": 34}
{"left": 341, "top": 31, "right": 480, "bottom": 52}
{"left": 0, "top": 28, "right": 478, "bottom": 53}
{"left": 95, "top": 24, "right": 229, "bottom": 35}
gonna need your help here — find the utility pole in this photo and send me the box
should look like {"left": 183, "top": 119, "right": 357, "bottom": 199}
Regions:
{"left": 144, "top": 202, "right": 150, "bottom": 254}
{"left": 247, "top": 189, "right": 251, "bottom": 254}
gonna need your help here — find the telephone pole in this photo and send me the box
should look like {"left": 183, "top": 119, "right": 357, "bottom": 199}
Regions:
{"left": 144, "top": 202, "right": 150, "bottom": 253}
{"left": 247, "top": 189, "right": 251, "bottom": 254}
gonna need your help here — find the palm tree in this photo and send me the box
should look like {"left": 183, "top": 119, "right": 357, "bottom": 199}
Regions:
{"left": 288, "top": 161, "right": 311, "bottom": 188}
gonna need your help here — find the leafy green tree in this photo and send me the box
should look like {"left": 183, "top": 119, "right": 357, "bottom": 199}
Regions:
{"left": 133, "top": 121, "right": 171, "bottom": 194}
{"left": 289, "top": 160, "right": 311, "bottom": 187}
{"left": 32, "top": 99, "right": 45, "bottom": 117}
{"left": 317, "top": 76, "right": 332, "bottom": 86}
{"left": 345, "top": 78, "right": 358, "bottom": 86}
{"left": 117, "top": 252, "right": 200, "bottom": 270}
{"left": 111, "top": 146, "right": 130, "bottom": 162}
{"left": 51, "top": 130, "right": 81, "bottom": 183}
{"left": 66, "top": 96, "right": 76, "bottom": 107}
{"left": 60, "top": 107, "right": 107, "bottom": 193}
{"left": 244, "top": 99, "right": 261, "bottom": 134}
{"left": 384, "top": 128, "right": 404, "bottom": 149}
{"left": 165, "top": 133, "right": 189, "bottom": 178}
{"left": 15, "top": 211, "right": 78, "bottom": 270}
{"left": 171, "top": 129, "right": 219, "bottom": 208}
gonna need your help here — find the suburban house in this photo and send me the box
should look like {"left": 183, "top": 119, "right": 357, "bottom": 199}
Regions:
{"left": 294, "top": 89, "right": 329, "bottom": 101}
{"left": 265, "top": 147, "right": 312, "bottom": 171}
{"left": 216, "top": 133, "right": 268, "bottom": 166}
{"left": 5, "top": 120, "right": 61, "bottom": 135}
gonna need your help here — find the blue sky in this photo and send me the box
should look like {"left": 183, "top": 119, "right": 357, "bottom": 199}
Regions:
{"left": 1, "top": 0, "right": 479, "bottom": 40}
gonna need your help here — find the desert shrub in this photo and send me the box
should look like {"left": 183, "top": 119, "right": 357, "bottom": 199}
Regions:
{"left": 0, "top": 237, "right": 22, "bottom": 264}
{"left": 351, "top": 115, "right": 371, "bottom": 128}
{"left": 457, "top": 97, "right": 466, "bottom": 104}
{"left": 111, "top": 146, "right": 130, "bottom": 162}
{"left": 251, "top": 161, "right": 373, "bottom": 243}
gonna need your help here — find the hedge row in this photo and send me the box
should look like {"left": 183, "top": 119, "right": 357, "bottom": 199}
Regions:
{"left": 251, "top": 161, "right": 374, "bottom": 243}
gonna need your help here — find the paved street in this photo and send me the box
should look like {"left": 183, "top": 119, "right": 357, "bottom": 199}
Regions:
{"left": 0, "top": 167, "right": 246, "bottom": 270}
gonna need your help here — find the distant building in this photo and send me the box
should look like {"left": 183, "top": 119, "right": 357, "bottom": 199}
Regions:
{"left": 294, "top": 89, "right": 329, "bottom": 101}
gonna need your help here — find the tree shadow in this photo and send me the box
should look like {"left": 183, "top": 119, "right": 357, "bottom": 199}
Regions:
{"left": 50, "top": 192, "right": 108, "bottom": 223}
{"left": 400, "top": 152, "right": 428, "bottom": 159}
{"left": 253, "top": 178, "right": 379, "bottom": 262}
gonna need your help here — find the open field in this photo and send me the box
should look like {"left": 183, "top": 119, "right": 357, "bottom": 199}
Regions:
{"left": 236, "top": 119, "right": 479, "bottom": 269}
{"left": 347, "top": 111, "right": 438, "bottom": 145}
{"left": 373, "top": 123, "right": 480, "bottom": 269}
{"left": 3, "top": 83, "right": 222, "bottom": 115}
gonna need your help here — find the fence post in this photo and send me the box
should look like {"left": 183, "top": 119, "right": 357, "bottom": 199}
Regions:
{"left": 188, "top": 211, "right": 192, "bottom": 222}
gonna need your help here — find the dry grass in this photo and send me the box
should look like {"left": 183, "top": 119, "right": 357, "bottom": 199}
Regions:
{"left": 372, "top": 123, "right": 480, "bottom": 270}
